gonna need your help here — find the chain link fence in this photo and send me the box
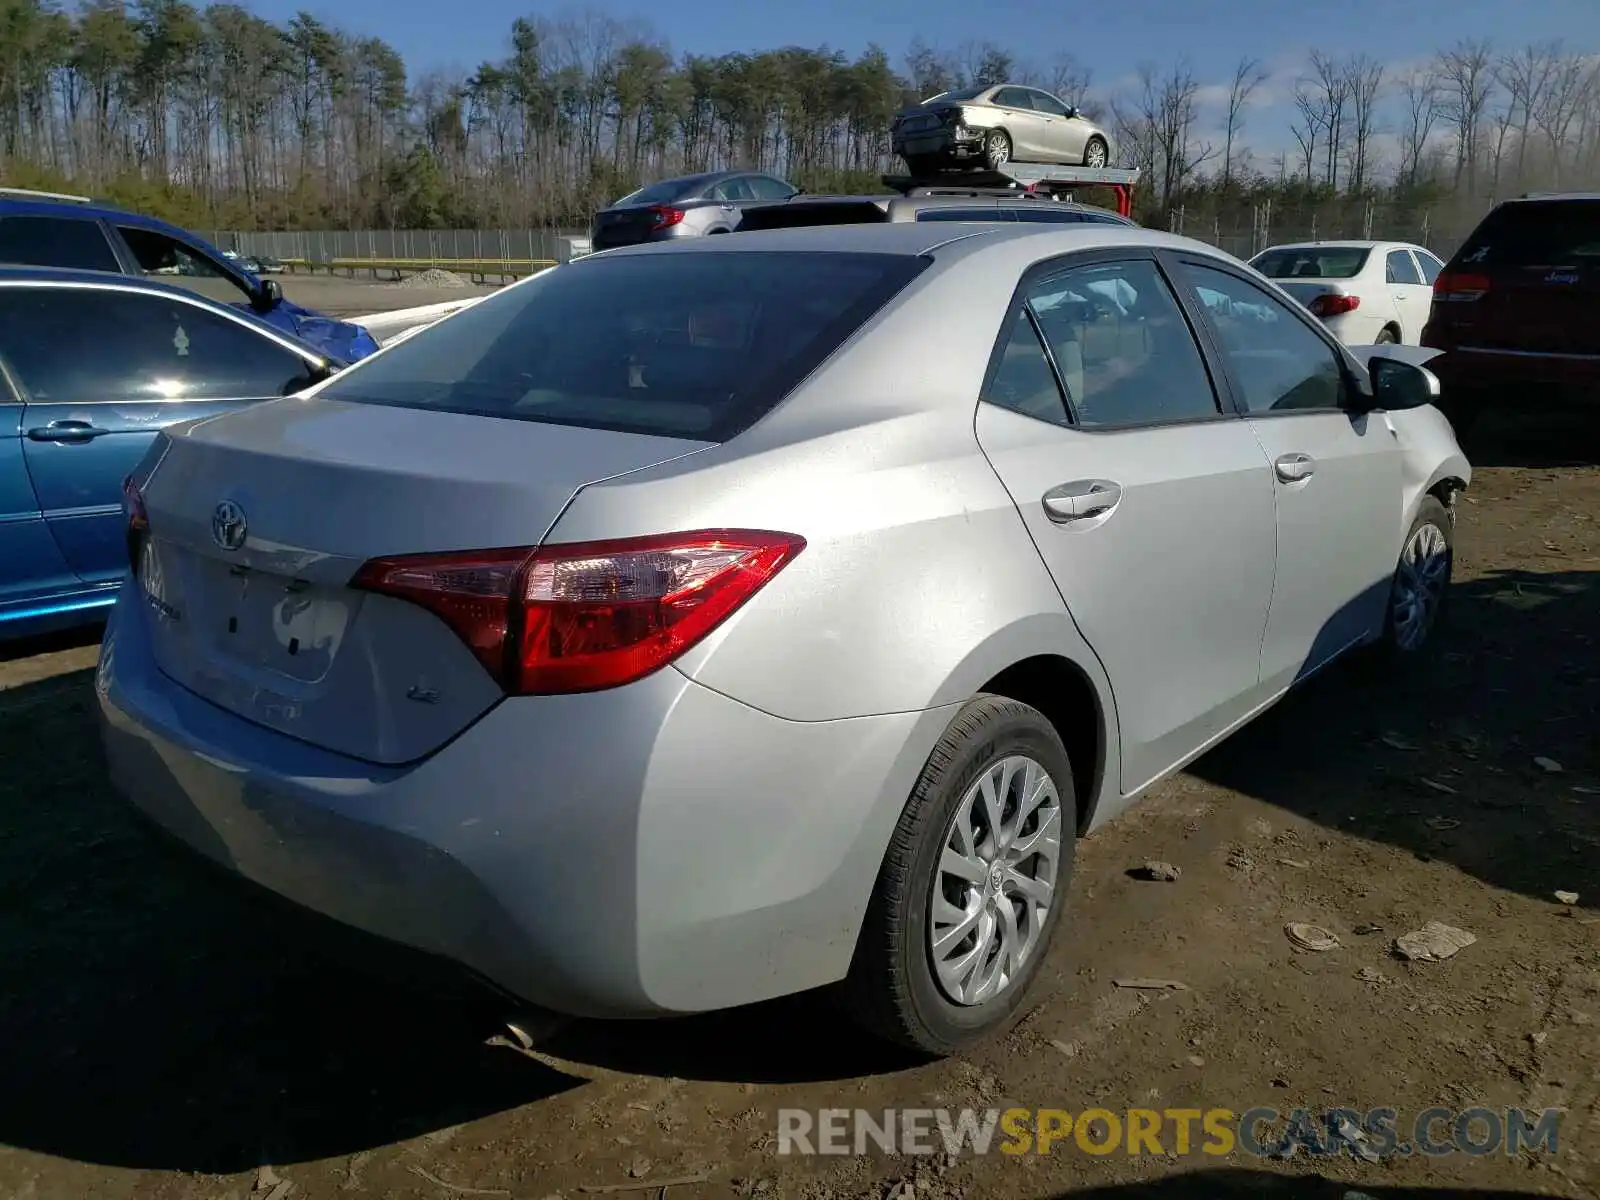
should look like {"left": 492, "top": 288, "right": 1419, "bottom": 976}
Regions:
{"left": 216, "top": 203, "right": 1486, "bottom": 277}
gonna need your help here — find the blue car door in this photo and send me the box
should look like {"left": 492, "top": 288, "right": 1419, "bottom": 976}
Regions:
{"left": 0, "top": 368, "right": 80, "bottom": 619}
{"left": 0, "top": 283, "right": 324, "bottom": 587}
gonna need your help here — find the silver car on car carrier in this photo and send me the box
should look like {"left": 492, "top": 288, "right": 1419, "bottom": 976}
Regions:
{"left": 99, "top": 222, "right": 1469, "bottom": 1054}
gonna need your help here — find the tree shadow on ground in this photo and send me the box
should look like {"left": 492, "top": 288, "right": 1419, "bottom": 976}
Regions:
{"left": 0, "top": 667, "right": 580, "bottom": 1174}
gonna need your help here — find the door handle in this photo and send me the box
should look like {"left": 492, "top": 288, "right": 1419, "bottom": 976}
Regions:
{"left": 27, "top": 419, "right": 109, "bottom": 443}
{"left": 1274, "top": 452, "right": 1315, "bottom": 483}
{"left": 1042, "top": 479, "right": 1122, "bottom": 523}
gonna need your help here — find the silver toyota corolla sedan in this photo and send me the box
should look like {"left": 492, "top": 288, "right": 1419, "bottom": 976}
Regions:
{"left": 98, "top": 222, "right": 1470, "bottom": 1055}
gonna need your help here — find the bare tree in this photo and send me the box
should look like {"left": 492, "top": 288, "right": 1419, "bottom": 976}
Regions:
{"left": 1436, "top": 39, "right": 1495, "bottom": 194}
{"left": 1306, "top": 51, "right": 1351, "bottom": 188}
{"left": 1496, "top": 41, "right": 1560, "bottom": 187}
{"left": 1043, "top": 52, "right": 1091, "bottom": 110}
{"left": 1397, "top": 66, "right": 1440, "bottom": 186}
{"left": 1533, "top": 51, "right": 1596, "bottom": 185}
{"left": 1342, "top": 54, "right": 1385, "bottom": 193}
{"left": 1288, "top": 81, "right": 1325, "bottom": 182}
{"left": 1221, "top": 55, "right": 1268, "bottom": 191}
{"left": 1111, "top": 62, "right": 1215, "bottom": 208}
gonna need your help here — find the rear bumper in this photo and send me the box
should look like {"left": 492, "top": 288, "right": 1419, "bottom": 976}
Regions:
{"left": 96, "top": 582, "right": 943, "bottom": 1018}
{"left": 1423, "top": 343, "right": 1600, "bottom": 398}
{"left": 892, "top": 126, "right": 985, "bottom": 162}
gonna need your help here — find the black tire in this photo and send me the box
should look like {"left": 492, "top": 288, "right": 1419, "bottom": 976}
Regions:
{"left": 1083, "top": 136, "right": 1110, "bottom": 169}
{"left": 984, "top": 129, "right": 1012, "bottom": 171}
{"left": 846, "top": 695, "right": 1077, "bottom": 1056}
{"left": 1369, "top": 495, "right": 1455, "bottom": 667}
{"left": 1375, "top": 326, "right": 1398, "bottom": 344}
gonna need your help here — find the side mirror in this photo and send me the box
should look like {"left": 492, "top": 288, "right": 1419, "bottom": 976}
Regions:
{"left": 1065, "top": 105, "right": 1079, "bottom": 118}
{"left": 254, "top": 277, "right": 283, "bottom": 312}
{"left": 1367, "top": 356, "right": 1440, "bottom": 412}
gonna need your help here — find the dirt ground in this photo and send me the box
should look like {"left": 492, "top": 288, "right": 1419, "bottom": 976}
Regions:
{"left": 0, "top": 411, "right": 1596, "bottom": 1200}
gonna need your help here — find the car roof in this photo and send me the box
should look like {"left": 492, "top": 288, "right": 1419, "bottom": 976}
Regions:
{"left": 1258, "top": 240, "right": 1413, "bottom": 252}
{"left": 587, "top": 220, "right": 1210, "bottom": 262}
{"left": 0, "top": 192, "right": 194, "bottom": 237}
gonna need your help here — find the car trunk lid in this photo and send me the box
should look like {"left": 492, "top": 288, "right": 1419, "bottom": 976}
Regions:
{"left": 134, "top": 397, "right": 711, "bottom": 764}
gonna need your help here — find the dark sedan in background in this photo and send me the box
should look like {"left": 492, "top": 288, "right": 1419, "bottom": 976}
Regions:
{"left": 590, "top": 170, "right": 799, "bottom": 250}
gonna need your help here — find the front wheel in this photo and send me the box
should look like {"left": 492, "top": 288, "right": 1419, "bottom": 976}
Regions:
{"left": 1374, "top": 495, "right": 1455, "bottom": 663}
{"left": 1083, "top": 137, "right": 1109, "bottom": 169}
{"left": 846, "top": 695, "right": 1076, "bottom": 1055}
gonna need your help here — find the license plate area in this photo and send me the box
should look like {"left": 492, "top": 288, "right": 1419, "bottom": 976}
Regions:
{"left": 905, "top": 136, "right": 945, "bottom": 154}
{"left": 145, "top": 540, "right": 357, "bottom": 686}
{"left": 904, "top": 115, "right": 940, "bottom": 133}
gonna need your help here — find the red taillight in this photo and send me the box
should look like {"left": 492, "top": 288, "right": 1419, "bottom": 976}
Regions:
{"left": 1434, "top": 271, "right": 1490, "bottom": 301}
{"left": 1308, "top": 293, "right": 1361, "bottom": 317}
{"left": 123, "top": 474, "right": 149, "bottom": 573}
{"left": 649, "top": 205, "right": 686, "bottom": 230}
{"left": 353, "top": 530, "right": 806, "bottom": 695}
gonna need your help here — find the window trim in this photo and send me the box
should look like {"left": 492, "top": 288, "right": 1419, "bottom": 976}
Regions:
{"left": 1411, "top": 248, "right": 1444, "bottom": 285}
{"left": 1161, "top": 249, "right": 1368, "bottom": 421}
{"left": 112, "top": 220, "right": 264, "bottom": 303}
{"left": 1385, "top": 247, "right": 1423, "bottom": 286}
{"left": 0, "top": 212, "right": 123, "bottom": 274}
{"left": 979, "top": 246, "right": 1237, "bottom": 434}
{"left": 0, "top": 278, "right": 327, "bottom": 405}
{"left": 1026, "top": 88, "right": 1072, "bottom": 118}
{"left": 993, "top": 87, "right": 1034, "bottom": 110}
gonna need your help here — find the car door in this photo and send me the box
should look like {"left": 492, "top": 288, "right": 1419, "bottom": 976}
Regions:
{"left": 991, "top": 88, "right": 1045, "bottom": 159}
{"left": 1026, "top": 89, "right": 1083, "bottom": 162}
{"left": 0, "top": 360, "right": 80, "bottom": 616}
{"left": 1170, "top": 256, "right": 1403, "bottom": 692}
{"left": 1384, "top": 248, "right": 1431, "bottom": 342}
{"left": 974, "top": 251, "right": 1280, "bottom": 793}
{"left": 0, "top": 284, "right": 324, "bottom": 586}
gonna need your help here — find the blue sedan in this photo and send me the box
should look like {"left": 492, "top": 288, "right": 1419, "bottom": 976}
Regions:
{"left": 0, "top": 267, "right": 345, "bottom": 638}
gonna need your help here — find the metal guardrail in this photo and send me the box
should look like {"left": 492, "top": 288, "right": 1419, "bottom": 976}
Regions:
{"left": 279, "top": 256, "right": 559, "bottom": 284}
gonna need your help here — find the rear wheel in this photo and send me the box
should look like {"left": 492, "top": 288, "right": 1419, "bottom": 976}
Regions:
{"left": 1083, "top": 137, "right": 1109, "bottom": 169}
{"left": 1375, "top": 326, "right": 1399, "bottom": 344}
{"left": 846, "top": 695, "right": 1075, "bottom": 1055}
{"left": 984, "top": 129, "right": 1013, "bottom": 171}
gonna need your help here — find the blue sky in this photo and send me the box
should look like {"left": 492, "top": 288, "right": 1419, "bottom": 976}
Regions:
{"left": 253, "top": 0, "right": 1592, "bottom": 165}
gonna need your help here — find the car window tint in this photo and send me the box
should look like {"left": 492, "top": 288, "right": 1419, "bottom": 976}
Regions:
{"left": 1008, "top": 207, "right": 1088, "bottom": 223}
{"left": 317, "top": 250, "right": 930, "bottom": 443}
{"left": 994, "top": 88, "right": 1034, "bottom": 109}
{"left": 1386, "top": 249, "right": 1423, "bottom": 285}
{"left": 0, "top": 287, "right": 315, "bottom": 402}
{"left": 746, "top": 176, "right": 795, "bottom": 201}
{"left": 982, "top": 309, "right": 1069, "bottom": 424}
{"left": 1023, "top": 259, "right": 1219, "bottom": 428}
{"left": 710, "top": 177, "right": 757, "bottom": 202}
{"left": 1180, "top": 263, "right": 1348, "bottom": 414}
{"left": 1029, "top": 90, "right": 1072, "bottom": 117}
{"left": 1454, "top": 199, "right": 1600, "bottom": 270}
{"left": 1251, "top": 247, "right": 1371, "bottom": 279}
{"left": 916, "top": 207, "right": 1009, "bottom": 221}
{"left": 1414, "top": 251, "right": 1444, "bottom": 284}
{"left": 117, "top": 225, "right": 255, "bottom": 306}
{"left": 0, "top": 215, "right": 121, "bottom": 272}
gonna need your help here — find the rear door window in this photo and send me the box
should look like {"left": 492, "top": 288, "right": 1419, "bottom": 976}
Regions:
{"left": 318, "top": 251, "right": 930, "bottom": 442}
{"left": 1386, "top": 250, "right": 1423, "bottom": 285}
{"left": 916, "top": 206, "right": 1010, "bottom": 221}
{"left": 746, "top": 176, "right": 796, "bottom": 201}
{"left": 0, "top": 215, "right": 121, "bottom": 273}
{"left": 710, "top": 178, "right": 758, "bottom": 202}
{"left": 993, "top": 88, "right": 1034, "bottom": 109}
{"left": 1455, "top": 200, "right": 1600, "bottom": 271}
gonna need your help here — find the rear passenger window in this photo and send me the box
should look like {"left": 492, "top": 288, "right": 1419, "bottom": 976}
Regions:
{"left": 1007, "top": 208, "right": 1087, "bottom": 223}
{"left": 917, "top": 208, "right": 1009, "bottom": 221}
{"left": 982, "top": 310, "right": 1069, "bottom": 424}
{"left": 0, "top": 215, "right": 120, "bottom": 273}
{"left": 1386, "top": 250, "right": 1423, "bottom": 285}
{"left": 1414, "top": 252, "right": 1444, "bottom": 285}
{"left": 1023, "top": 259, "right": 1221, "bottom": 428}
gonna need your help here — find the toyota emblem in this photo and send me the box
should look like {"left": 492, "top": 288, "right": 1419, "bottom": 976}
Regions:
{"left": 211, "top": 500, "right": 247, "bottom": 551}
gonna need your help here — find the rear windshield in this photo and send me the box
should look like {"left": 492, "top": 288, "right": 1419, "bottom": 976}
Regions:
{"left": 1454, "top": 199, "right": 1600, "bottom": 269}
{"left": 318, "top": 251, "right": 928, "bottom": 442}
{"left": 928, "top": 85, "right": 988, "bottom": 103}
{"left": 612, "top": 177, "right": 705, "bottom": 207}
{"left": 1251, "top": 247, "right": 1371, "bottom": 279}
{"left": 738, "top": 201, "right": 891, "bottom": 230}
